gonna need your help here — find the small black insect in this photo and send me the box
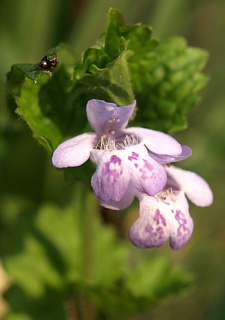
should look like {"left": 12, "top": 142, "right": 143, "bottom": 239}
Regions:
{"left": 38, "top": 53, "right": 59, "bottom": 74}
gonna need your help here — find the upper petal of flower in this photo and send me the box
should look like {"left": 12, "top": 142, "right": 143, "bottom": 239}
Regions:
{"left": 128, "top": 190, "right": 194, "bottom": 250}
{"left": 124, "top": 127, "right": 182, "bottom": 156}
{"left": 149, "top": 145, "right": 192, "bottom": 164}
{"left": 166, "top": 166, "right": 213, "bottom": 207}
{"left": 87, "top": 99, "right": 136, "bottom": 136}
{"left": 52, "top": 133, "right": 96, "bottom": 168}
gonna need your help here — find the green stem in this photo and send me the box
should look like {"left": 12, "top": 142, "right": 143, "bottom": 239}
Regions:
{"left": 80, "top": 184, "right": 97, "bottom": 320}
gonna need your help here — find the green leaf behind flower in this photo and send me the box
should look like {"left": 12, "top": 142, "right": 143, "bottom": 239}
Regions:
{"left": 2, "top": 187, "right": 192, "bottom": 319}
{"left": 6, "top": 8, "right": 208, "bottom": 151}
{"left": 135, "top": 36, "right": 209, "bottom": 132}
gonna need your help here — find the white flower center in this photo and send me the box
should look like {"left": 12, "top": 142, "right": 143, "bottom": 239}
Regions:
{"left": 155, "top": 187, "right": 177, "bottom": 203}
{"left": 96, "top": 134, "right": 139, "bottom": 150}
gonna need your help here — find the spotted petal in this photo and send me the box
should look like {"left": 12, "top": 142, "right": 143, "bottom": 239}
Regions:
{"left": 129, "top": 193, "right": 170, "bottom": 248}
{"left": 87, "top": 99, "right": 136, "bottom": 136}
{"left": 126, "top": 144, "right": 167, "bottom": 196}
{"left": 129, "top": 191, "right": 193, "bottom": 250}
{"left": 91, "top": 143, "right": 167, "bottom": 204}
{"left": 52, "top": 133, "right": 96, "bottom": 168}
{"left": 168, "top": 191, "right": 194, "bottom": 250}
{"left": 91, "top": 149, "right": 131, "bottom": 203}
{"left": 100, "top": 183, "right": 136, "bottom": 210}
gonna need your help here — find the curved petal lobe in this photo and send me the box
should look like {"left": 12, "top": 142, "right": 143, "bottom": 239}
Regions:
{"left": 129, "top": 194, "right": 170, "bottom": 248}
{"left": 129, "top": 191, "right": 193, "bottom": 250}
{"left": 125, "top": 127, "right": 182, "bottom": 155}
{"left": 100, "top": 183, "right": 136, "bottom": 210}
{"left": 166, "top": 166, "right": 213, "bottom": 207}
{"left": 149, "top": 145, "right": 192, "bottom": 164}
{"left": 52, "top": 133, "right": 96, "bottom": 168}
{"left": 91, "top": 149, "right": 130, "bottom": 203}
{"left": 168, "top": 192, "right": 194, "bottom": 250}
{"left": 126, "top": 144, "right": 167, "bottom": 196}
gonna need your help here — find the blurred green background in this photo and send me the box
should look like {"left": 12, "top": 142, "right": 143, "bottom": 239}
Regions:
{"left": 0, "top": 0, "right": 225, "bottom": 319}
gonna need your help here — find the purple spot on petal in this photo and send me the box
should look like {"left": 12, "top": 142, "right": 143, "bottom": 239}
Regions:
{"left": 103, "top": 155, "right": 122, "bottom": 184}
{"left": 139, "top": 168, "right": 146, "bottom": 180}
{"left": 156, "top": 226, "right": 164, "bottom": 240}
{"left": 170, "top": 210, "right": 192, "bottom": 250}
{"left": 128, "top": 151, "right": 140, "bottom": 170}
{"left": 128, "top": 151, "right": 139, "bottom": 162}
{"left": 175, "top": 210, "right": 191, "bottom": 238}
{"left": 153, "top": 209, "right": 166, "bottom": 226}
{"left": 139, "top": 159, "right": 154, "bottom": 180}
{"left": 144, "top": 222, "right": 165, "bottom": 247}
{"left": 142, "top": 159, "right": 153, "bottom": 171}
{"left": 110, "top": 155, "right": 122, "bottom": 165}
{"left": 145, "top": 223, "right": 152, "bottom": 234}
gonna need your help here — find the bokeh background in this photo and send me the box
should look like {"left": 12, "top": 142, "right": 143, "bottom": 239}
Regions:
{"left": 0, "top": 0, "right": 224, "bottom": 319}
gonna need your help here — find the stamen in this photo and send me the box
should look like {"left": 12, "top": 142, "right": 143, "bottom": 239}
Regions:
{"left": 95, "top": 134, "right": 140, "bottom": 151}
{"left": 103, "top": 117, "right": 121, "bottom": 136}
{"left": 155, "top": 188, "right": 174, "bottom": 202}
{"left": 116, "top": 135, "right": 140, "bottom": 149}
{"left": 95, "top": 137, "right": 117, "bottom": 150}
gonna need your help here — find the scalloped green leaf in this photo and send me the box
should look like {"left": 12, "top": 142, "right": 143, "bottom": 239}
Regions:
{"left": 6, "top": 9, "right": 209, "bottom": 162}
{"left": 6, "top": 45, "right": 78, "bottom": 153}
{"left": 92, "top": 255, "right": 192, "bottom": 317}
{"left": 72, "top": 8, "right": 159, "bottom": 107}
{"left": 88, "top": 51, "right": 135, "bottom": 106}
{"left": 9, "top": 51, "right": 59, "bottom": 82}
{"left": 10, "top": 63, "right": 43, "bottom": 82}
{"left": 135, "top": 36, "right": 209, "bottom": 132}
{"left": 6, "top": 73, "right": 62, "bottom": 152}
{"left": 2, "top": 190, "right": 193, "bottom": 319}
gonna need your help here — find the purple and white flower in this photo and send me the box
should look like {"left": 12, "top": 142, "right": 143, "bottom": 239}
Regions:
{"left": 52, "top": 99, "right": 191, "bottom": 207}
{"left": 128, "top": 165, "right": 213, "bottom": 250}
